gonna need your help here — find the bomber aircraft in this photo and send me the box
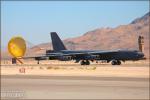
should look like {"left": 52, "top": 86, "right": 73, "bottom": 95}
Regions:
{"left": 9, "top": 32, "right": 145, "bottom": 65}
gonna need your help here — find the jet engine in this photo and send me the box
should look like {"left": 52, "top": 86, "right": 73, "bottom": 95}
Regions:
{"left": 83, "top": 55, "right": 99, "bottom": 60}
{"left": 58, "top": 56, "right": 72, "bottom": 61}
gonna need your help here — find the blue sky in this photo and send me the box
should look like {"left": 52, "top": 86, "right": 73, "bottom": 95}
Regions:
{"left": 1, "top": 1, "right": 149, "bottom": 46}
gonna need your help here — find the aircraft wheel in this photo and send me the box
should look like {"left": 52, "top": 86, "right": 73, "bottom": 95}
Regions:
{"left": 96, "top": 61, "right": 98, "bottom": 63}
{"left": 80, "top": 60, "right": 90, "bottom": 65}
{"left": 111, "top": 60, "right": 117, "bottom": 65}
{"left": 80, "top": 60, "right": 85, "bottom": 65}
{"left": 85, "top": 60, "right": 90, "bottom": 65}
{"left": 117, "top": 60, "right": 121, "bottom": 65}
{"left": 37, "top": 60, "right": 40, "bottom": 64}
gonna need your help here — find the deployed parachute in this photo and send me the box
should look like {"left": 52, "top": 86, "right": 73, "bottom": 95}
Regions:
{"left": 8, "top": 36, "right": 26, "bottom": 63}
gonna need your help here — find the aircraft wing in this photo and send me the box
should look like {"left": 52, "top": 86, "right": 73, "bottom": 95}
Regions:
{"left": 88, "top": 50, "right": 119, "bottom": 55}
{"left": 58, "top": 50, "right": 119, "bottom": 56}
{"left": 19, "top": 50, "right": 119, "bottom": 60}
{"left": 20, "top": 52, "right": 76, "bottom": 59}
{"left": 20, "top": 54, "right": 59, "bottom": 59}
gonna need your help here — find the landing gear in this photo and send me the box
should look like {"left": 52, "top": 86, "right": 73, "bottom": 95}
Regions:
{"left": 37, "top": 60, "right": 40, "bottom": 64}
{"left": 117, "top": 60, "right": 121, "bottom": 65}
{"left": 80, "top": 60, "right": 90, "bottom": 65}
{"left": 96, "top": 61, "right": 98, "bottom": 63}
{"left": 86, "top": 60, "right": 90, "bottom": 65}
{"left": 111, "top": 60, "right": 121, "bottom": 65}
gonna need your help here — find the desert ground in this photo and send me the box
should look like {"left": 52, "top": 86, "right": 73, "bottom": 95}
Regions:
{"left": 1, "top": 60, "right": 149, "bottom": 99}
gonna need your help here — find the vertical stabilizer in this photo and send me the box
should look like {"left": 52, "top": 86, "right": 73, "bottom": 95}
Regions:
{"left": 50, "top": 32, "right": 66, "bottom": 51}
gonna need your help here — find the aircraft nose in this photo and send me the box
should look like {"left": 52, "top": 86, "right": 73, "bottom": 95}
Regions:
{"left": 138, "top": 52, "right": 144, "bottom": 58}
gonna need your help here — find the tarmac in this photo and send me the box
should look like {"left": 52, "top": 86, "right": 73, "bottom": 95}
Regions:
{"left": 1, "top": 60, "right": 149, "bottom": 99}
{"left": 1, "top": 75, "right": 149, "bottom": 99}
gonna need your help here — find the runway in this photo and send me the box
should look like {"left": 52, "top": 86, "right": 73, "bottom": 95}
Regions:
{"left": 1, "top": 75, "right": 149, "bottom": 99}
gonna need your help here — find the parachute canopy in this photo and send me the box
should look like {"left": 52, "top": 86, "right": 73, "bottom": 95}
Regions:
{"left": 8, "top": 36, "right": 26, "bottom": 58}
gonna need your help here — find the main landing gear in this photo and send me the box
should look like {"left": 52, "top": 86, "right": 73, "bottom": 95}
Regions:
{"left": 37, "top": 60, "right": 40, "bottom": 64}
{"left": 80, "top": 60, "right": 90, "bottom": 65}
{"left": 111, "top": 60, "right": 121, "bottom": 65}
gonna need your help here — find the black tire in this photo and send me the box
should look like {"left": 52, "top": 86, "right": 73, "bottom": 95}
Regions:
{"left": 111, "top": 60, "right": 118, "bottom": 65}
{"left": 37, "top": 60, "right": 40, "bottom": 64}
{"left": 111, "top": 61, "right": 116, "bottom": 65}
{"left": 80, "top": 60, "right": 90, "bottom": 65}
{"left": 80, "top": 60, "right": 85, "bottom": 65}
{"left": 85, "top": 60, "right": 90, "bottom": 65}
{"left": 117, "top": 60, "right": 121, "bottom": 65}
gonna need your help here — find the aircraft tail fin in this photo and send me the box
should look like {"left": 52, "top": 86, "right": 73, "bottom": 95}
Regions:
{"left": 50, "top": 32, "right": 66, "bottom": 51}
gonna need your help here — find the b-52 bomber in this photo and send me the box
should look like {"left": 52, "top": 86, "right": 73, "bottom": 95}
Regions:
{"left": 10, "top": 32, "right": 145, "bottom": 65}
